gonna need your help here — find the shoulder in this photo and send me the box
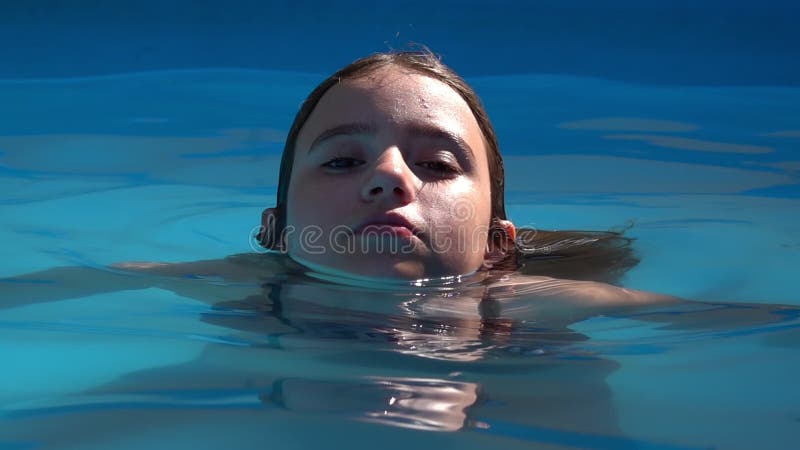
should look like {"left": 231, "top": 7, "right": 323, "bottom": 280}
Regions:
{"left": 487, "top": 272, "right": 677, "bottom": 307}
{"left": 111, "top": 252, "right": 292, "bottom": 282}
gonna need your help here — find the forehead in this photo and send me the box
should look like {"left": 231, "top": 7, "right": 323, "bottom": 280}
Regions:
{"left": 296, "top": 66, "right": 487, "bottom": 155}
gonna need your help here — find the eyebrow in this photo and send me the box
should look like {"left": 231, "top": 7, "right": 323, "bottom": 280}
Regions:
{"left": 405, "top": 122, "right": 476, "bottom": 163}
{"left": 308, "top": 121, "right": 476, "bottom": 162}
{"left": 309, "top": 123, "right": 377, "bottom": 153}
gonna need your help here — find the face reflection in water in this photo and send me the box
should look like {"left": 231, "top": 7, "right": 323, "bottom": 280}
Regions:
{"left": 284, "top": 66, "right": 494, "bottom": 280}
{"left": 200, "top": 277, "right": 618, "bottom": 436}
{"left": 267, "top": 377, "right": 480, "bottom": 432}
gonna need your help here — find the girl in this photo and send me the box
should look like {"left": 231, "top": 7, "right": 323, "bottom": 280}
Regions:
{"left": 247, "top": 49, "right": 667, "bottom": 306}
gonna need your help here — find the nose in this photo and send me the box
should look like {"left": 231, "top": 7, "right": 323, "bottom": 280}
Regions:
{"left": 361, "top": 147, "right": 418, "bottom": 205}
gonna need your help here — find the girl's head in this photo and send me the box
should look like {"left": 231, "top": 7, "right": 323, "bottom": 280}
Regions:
{"left": 261, "top": 50, "right": 516, "bottom": 280}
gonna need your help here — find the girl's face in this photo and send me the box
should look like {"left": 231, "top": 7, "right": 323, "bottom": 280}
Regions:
{"left": 284, "top": 66, "right": 493, "bottom": 280}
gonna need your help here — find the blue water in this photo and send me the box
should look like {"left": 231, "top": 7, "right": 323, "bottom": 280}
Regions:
{"left": 2, "top": 2, "right": 800, "bottom": 449}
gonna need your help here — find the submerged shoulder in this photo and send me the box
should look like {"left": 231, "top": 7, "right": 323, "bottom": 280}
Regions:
{"left": 111, "top": 252, "right": 291, "bottom": 282}
{"left": 486, "top": 272, "right": 677, "bottom": 307}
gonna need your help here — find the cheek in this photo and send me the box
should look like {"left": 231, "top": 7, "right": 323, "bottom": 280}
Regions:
{"left": 422, "top": 181, "right": 492, "bottom": 245}
{"left": 286, "top": 173, "right": 358, "bottom": 226}
{"left": 427, "top": 180, "right": 490, "bottom": 222}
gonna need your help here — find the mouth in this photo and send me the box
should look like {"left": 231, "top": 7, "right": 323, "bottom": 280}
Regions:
{"left": 354, "top": 213, "right": 421, "bottom": 239}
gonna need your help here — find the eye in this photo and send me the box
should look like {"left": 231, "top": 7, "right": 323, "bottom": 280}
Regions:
{"left": 417, "top": 161, "right": 462, "bottom": 176}
{"left": 322, "top": 157, "right": 365, "bottom": 170}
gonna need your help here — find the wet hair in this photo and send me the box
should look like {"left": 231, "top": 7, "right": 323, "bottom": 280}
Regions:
{"left": 501, "top": 228, "right": 640, "bottom": 285}
{"left": 271, "top": 49, "right": 639, "bottom": 284}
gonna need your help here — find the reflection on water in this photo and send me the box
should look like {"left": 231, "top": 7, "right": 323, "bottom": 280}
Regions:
{"left": 6, "top": 377, "right": 480, "bottom": 433}
{"left": 558, "top": 117, "right": 698, "bottom": 132}
{"left": 1, "top": 264, "right": 799, "bottom": 449}
{"left": 202, "top": 272, "right": 594, "bottom": 363}
{"left": 265, "top": 377, "right": 478, "bottom": 432}
{"left": 604, "top": 134, "right": 773, "bottom": 154}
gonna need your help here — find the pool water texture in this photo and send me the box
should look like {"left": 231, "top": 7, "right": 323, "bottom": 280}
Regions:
{"left": 1, "top": 2, "right": 800, "bottom": 450}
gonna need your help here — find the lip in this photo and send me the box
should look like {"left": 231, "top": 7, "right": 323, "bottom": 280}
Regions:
{"left": 354, "top": 213, "right": 422, "bottom": 238}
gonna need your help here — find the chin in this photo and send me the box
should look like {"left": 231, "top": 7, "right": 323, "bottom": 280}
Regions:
{"left": 339, "top": 257, "right": 483, "bottom": 282}
{"left": 339, "top": 257, "right": 429, "bottom": 280}
{"left": 291, "top": 252, "right": 461, "bottom": 282}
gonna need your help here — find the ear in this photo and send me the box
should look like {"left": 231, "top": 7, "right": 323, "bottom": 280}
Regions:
{"left": 483, "top": 219, "right": 516, "bottom": 269}
{"left": 258, "top": 207, "right": 283, "bottom": 251}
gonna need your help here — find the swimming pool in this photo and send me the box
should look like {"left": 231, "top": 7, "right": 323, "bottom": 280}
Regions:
{"left": 2, "top": 2, "right": 799, "bottom": 449}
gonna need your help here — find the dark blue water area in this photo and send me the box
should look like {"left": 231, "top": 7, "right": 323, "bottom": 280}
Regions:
{"left": 0, "top": 443, "right": 37, "bottom": 450}
{"left": 742, "top": 182, "right": 800, "bottom": 198}
{"left": 1, "top": 0, "right": 798, "bottom": 86}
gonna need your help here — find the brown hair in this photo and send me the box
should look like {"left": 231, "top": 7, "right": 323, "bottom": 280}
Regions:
{"left": 271, "top": 49, "right": 638, "bottom": 284}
